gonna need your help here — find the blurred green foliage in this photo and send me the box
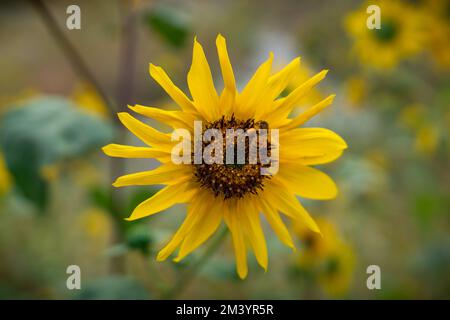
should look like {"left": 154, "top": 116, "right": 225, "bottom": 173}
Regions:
{"left": 144, "top": 5, "right": 191, "bottom": 49}
{"left": 0, "top": 96, "right": 113, "bottom": 209}
{"left": 125, "top": 224, "right": 153, "bottom": 255}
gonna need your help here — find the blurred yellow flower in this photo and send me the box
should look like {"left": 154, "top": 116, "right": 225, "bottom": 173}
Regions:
{"left": 40, "top": 163, "right": 61, "bottom": 182}
{"left": 0, "top": 152, "right": 12, "bottom": 196}
{"left": 294, "top": 217, "right": 336, "bottom": 260}
{"left": 71, "top": 83, "right": 109, "bottom": 118}
{"left": 39, "top": 158, "right": 102, "bottom": 187}
{"left": 78, "top": 208, "right": 114, "bottom": 261}
{"left": 415, "top": 124, "right": 439, "bottom": 156}
{"left": 400, "top": 104, "right": 440, "bottom": 156}
{"left": 345, "top": 76, "right": 367, "bottom": 107}
{"left": 293, "top": 218, "right": 355, "bottom": 297}
{"left": 78, "top": 207, "right": 113, "bottom": 240}
{"left": 400, "top": 103, "right": 425, "bottom": 130}
{"left": 69, "top": 160, "right": 103, "bottom": 187}
{"left": 317, "top": 240, "right": 355, "bottom": 297}
{"left": 103, "top": 35, "right": 347, "bottom": 279}
{"left": 423, "top": 0, "right": 450, "bottom": 68}
{"left": 345, "top": 0, "right": 424, "bottom": 69}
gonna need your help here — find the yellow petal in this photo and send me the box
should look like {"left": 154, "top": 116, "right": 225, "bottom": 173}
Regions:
{"left": 259, "top": 200, "right": 294, "bottom": 249}
{"left": 156, "top": 191, "right": 209, "bottom": 261}
{"left": 216, "top": 34, "right": 236, "bottom": 115}
{"left": 275, "top": 163, "right": 338, "bottom": 200}
{"left": 282, "top": 149, "right": 344, "bottom": 166}
{"left": 102, "top": 144, "right": 170, "bottom": 161}
{"left": 149, "top": 64, "right": 197, "bottom": 113}
{"left": 240, "top": 201, "right": 268, "bottom": 271}
{"left": 267, "top": 57, "right": 300, "bottom": 100}
{"left": 113, "top": 164, "right": 191, "bottom": 187}
{"left": 174, "top": 197, "right": 223, "bottom": 261}
{"left": 283, "top": 94, "right": 335, "bottom": 130}
{"left": 265, "top": 183, "right": 321, "bottom": 234}
{"left": 128, "top": 104, "right": 196, "bottom": 130}
{"left": 272, "top": 70, "right": 328, "bottom": 122}
{"left": 255, "top": 57, "right": 301, "bottom": 120}
{"left": 188, "top": 38, "right": 220, "bottom": 121}
{"left": 156, "top": 210, "right": 199, "bottom": 261}
{"left": 126, "top": 182, "right": 196, "bottom": 221}
{"left": 282, "top": 69, "right": 328, "bottom": 107}
{"left": 281, "top": 127, "right": 347, "bottom": 165}
{"left": 224, "top": 204, "right": 248, "bottom": 279}
{"left": 282, "top": 127, "right": 347, "bottom": 147}
{"left": 117, "top": 112, "right": 172, "bottom": 149}
{"left": 236, "top": 52, "right": 274, "bottom": 119}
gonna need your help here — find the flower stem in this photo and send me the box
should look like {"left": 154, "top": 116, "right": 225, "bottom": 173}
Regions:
{"left": 117, "top": 0, "right": 138, "bottom": 112}
{"left": 162, "top": 226, "right": 228, "bottom": 299}
{"left": 109, "top": 0, "right": 140, "bottom": 274}
{"left": 28, "top": 0, "right": 116, "bottom": 114}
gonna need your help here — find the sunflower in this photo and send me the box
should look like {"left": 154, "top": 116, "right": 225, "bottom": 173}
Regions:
{"left": 345, "top": 0, "right": 424, "bottom": 69}
{"left": 103, "top": 35, "right": 347, "bottom": 279}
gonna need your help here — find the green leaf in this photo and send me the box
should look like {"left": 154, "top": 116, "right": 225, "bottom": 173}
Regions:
{"left": 0, "top": 96, "right": 113, "bottom": 209}
{"left": 3, "top": 137, "right": 48, "bottom": 208}
{"left": 144, "top": 5, "right": 190, "bottom": 48}
{"left": 125, "top": 224, "right": 153, "bottom": 255}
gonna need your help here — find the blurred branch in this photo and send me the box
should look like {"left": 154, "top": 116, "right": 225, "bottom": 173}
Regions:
{"left": 162, "top": 226, "right": 228, "bottom": 299}
{"left": 117, "top": 0, "right": 139, "bottom": 111}
{"left": 107, "top": 0, "right": 141, "bottom": 274}
{"left": 28, "top": 0, "right": 116, "bottom": 114}
{"left": 110, "top": 0, "right": 139, "bottom": 208}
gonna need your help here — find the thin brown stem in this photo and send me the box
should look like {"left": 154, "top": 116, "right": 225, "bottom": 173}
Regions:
{"left": 117, "top": 0, "right": 138, "bottom": 111}
{"left": 28, "top": 0, "right": 116, "bottom": 114}
{"left": 108, "top": 1, "right": 140, "bottom": 274}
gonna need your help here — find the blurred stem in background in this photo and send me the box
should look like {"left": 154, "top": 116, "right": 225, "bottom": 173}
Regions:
{"left": 113, "top": 0, "right": 139, "bottom": 207}
{"left": 108, "top": 0, "right": 140, "bottom": 273}
{"left": 28, "top": 0, "right": 116, "bottom": 114}
{"left": 117, "top": 0, "right": 138, "bottom": 110}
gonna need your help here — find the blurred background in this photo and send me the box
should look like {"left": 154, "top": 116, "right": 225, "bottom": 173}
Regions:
{"left": 0, "top": 0, "right": 449, "bottom": 299}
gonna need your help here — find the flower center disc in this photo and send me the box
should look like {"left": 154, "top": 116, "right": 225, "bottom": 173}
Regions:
{"left": 194, "top": 116, "right": 271, "bottom": 199}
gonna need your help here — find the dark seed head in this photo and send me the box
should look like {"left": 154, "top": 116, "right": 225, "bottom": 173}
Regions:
{"left": 194, "top": 115, "right": 271, "bottom": 200}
